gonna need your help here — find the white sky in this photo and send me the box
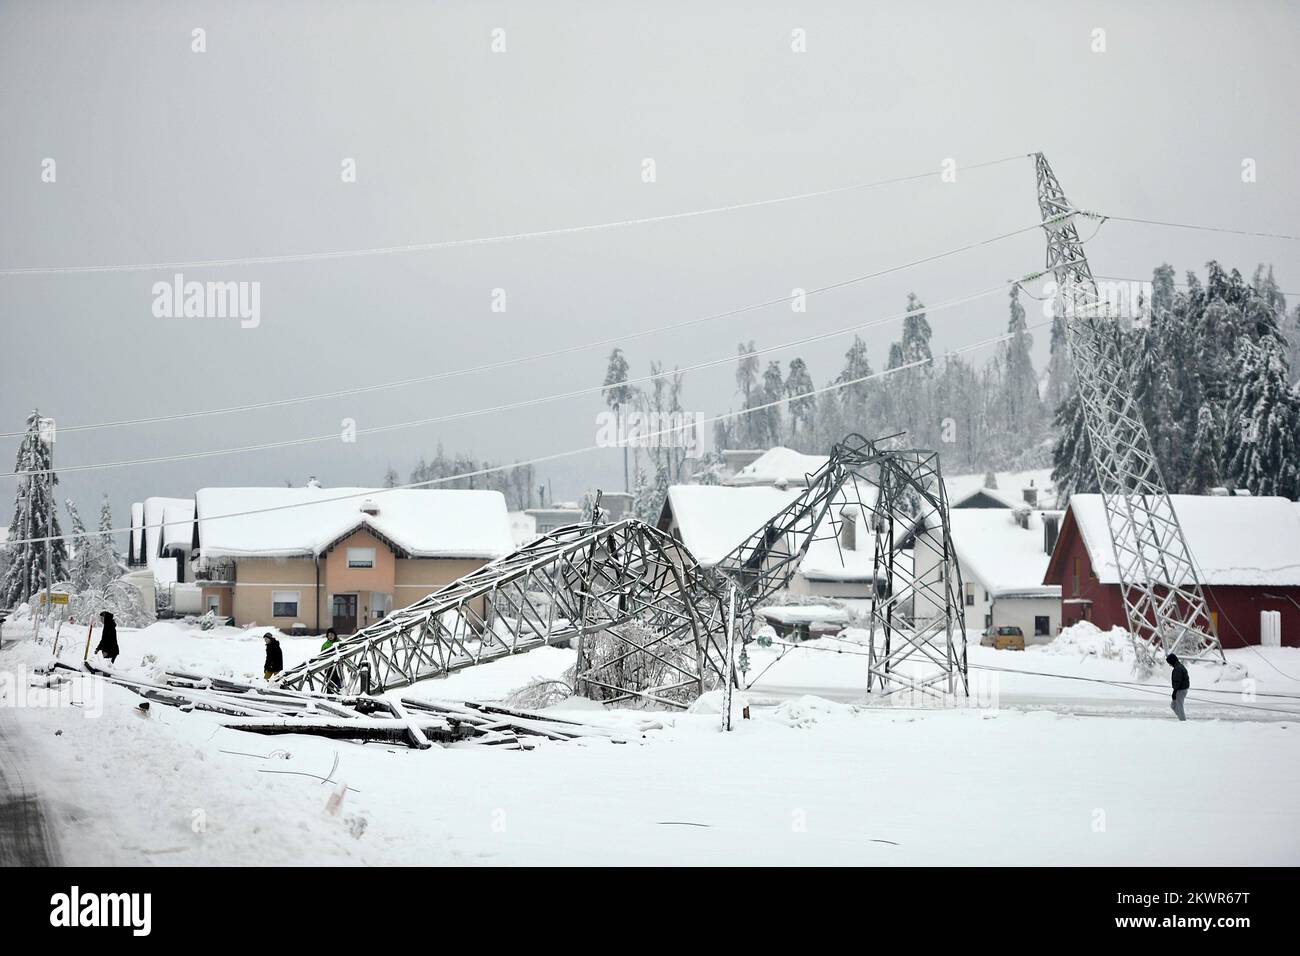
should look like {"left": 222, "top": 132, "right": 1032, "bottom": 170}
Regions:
{"left": 1, "top": 0, "right": 1297, "bottom": 533}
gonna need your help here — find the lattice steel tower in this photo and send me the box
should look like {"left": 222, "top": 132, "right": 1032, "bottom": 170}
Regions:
{"left": 1034, "top": 153, "right": 1223, "bottom": 665}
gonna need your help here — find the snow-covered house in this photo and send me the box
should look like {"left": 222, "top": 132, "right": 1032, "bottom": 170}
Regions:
{"left": 656, "top": 479, "right": 884, "bottom": 599}
{"left": 726, "top": 447, "right": 831, "bottom": 487}
{"left": 1044, "top": 494, "right": 1300, "bottom": 647}
{"left": 944, "top": 469, "right": 1057, "bottom": 511}
{"left": 524, "top": 502, "right": 584, "bottom": 537}
{"left": 913, "top": 508, "right": 1061, "bottom": 641}
{"left": 135, "top": 496, "right": 196, "bottom": 585}
{"left": 193, "top": 486, "right": 515, "bottom": 634}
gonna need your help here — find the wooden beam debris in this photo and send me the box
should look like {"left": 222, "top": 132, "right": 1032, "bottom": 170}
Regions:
{"left": 66, "top": 660, "right": 639, "bottom": 751}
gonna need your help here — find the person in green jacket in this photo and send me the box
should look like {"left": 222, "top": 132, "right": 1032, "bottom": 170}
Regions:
{"left": 320, "top": 628, "right": 342, "bottom": 694}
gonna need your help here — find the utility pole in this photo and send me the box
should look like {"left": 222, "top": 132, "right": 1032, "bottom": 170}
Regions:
{"left": 1032, "top": 154, "right": 1222, "bottom": 666}
{"left": 618, "top": 402, "right": 629, "bottom": 493}
{"left": 20, "top": 478, "right": 31, "bottom": 605}
{"left": 42, "top": 417, "right": 54, "bottom": 620}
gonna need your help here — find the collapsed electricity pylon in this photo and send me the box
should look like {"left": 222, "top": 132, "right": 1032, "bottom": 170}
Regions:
{"left": 1034, "top": 153, "right": 1223, "bottom": 666}
{"left": 277, "top": 518, "right": 740, "bottom": 708}
{"left": 712, "top": 434, "right": 968, "bottom": 699}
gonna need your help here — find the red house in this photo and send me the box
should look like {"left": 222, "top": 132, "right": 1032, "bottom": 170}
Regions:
{"left": 1044, "top": 494, "right": 1300, "bottom": 648}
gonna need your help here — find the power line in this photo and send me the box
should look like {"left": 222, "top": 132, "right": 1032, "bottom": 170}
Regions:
{"left": 0, "top": 154, "right": 1032, "bottom": 277}
{"left": 1103, "top": 214, "right": 1300, "bottom": 243}
{"left": 4, "top": 315, "right": 1048, "bottom": 548}
{"left": 0, "top": 214, "right": 1059, "bottom": 441}
{"left": 4, "top": 275, "right": 1033, "bottom": 479}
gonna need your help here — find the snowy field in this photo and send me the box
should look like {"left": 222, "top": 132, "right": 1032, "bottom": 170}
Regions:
{"left": 2, "top": 616, "right": 1299, "bottom": 866}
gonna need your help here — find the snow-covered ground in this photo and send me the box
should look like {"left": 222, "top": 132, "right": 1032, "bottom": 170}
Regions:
{"left": 2, "top": 616, "right": 1298, "bottom": 865}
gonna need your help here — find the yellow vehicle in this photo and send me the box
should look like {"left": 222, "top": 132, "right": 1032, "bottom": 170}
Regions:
{"left": 980, "top": 625, "right": 1026, "bottom": 651}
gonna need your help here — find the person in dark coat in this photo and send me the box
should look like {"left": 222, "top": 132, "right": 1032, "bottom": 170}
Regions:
{"left": 263, "top": 633, "right": 284, "bottom": 680}
{"left": 1167, "top": 652, "right": 1190, "bottom": 721}
{"left": 94, "top": 611, "right": 120, "bottom": 664}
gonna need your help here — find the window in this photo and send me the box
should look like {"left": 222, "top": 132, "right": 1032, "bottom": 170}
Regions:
{"left": 964, "top": 582, "right": 975, "bottom": 607}
{"left": 346, "top": 547, "right": 376, "bottom": 569}
{"left": 370, "top": 591, "right": 393, "bottom": 622}
{"left": 272, "top": 591, "right": 300, "bottom": 617}
{"left": 1035, "top": 615, "right": 1050, "bottom": 636}
{"left": 207, "top": 595, "right": 220, "bottom": 614}
{"left": 839, "top": 508, "right": 857, "bottom": 552}
{"left": 1071, "top": 558, "right": 1080, "bottom": 597}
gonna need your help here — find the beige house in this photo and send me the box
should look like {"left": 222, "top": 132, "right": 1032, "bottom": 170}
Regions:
{"left": 192, "top": 485, "right": 515, "bottom": 634}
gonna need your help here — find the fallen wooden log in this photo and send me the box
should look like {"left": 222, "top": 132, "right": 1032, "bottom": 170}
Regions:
{"left": 218, "top": 716, "right": 473, "bottom": 746}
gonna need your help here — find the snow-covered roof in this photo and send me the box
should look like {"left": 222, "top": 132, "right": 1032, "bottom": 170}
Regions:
{"left": 665, "top": 485, "right": 802, "bottom": 565}
{"left": 663, "top": 480, "right": 882, "bottom": 582}
{"left": 195, "top": 486, "right": 515, "bottom": 560}
{"left": 723, "top": 448, "right": 1056, "bottom": 509}
{"left": 143, "top": 497, "right": 194, "bottom": 573}
{"left": 129, "top": 502, "right": 144, "bottom": 559}
{"left": 944, "top": 468, "right": 1056, "bottom": 510}
{"left": 949, "top": 509, "right": 1059, "bottom": 598}
{"left": 726, "top": 447, "right": 829, "bottom": 487}
{"left": 1067, "top": 494, "right": 1300, "bottom": 587}
{"left": 508, "top": 510, "right": 538, "bottom": 547}
{"left": 161, "top": 500, "right": 195, "bottom": 552}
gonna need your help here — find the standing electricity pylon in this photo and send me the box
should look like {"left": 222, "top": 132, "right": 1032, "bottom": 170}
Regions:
{"left": 1034, "top": 153, "right": 1223, "bottom": 666}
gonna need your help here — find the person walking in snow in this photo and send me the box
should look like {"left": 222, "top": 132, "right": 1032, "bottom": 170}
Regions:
{"left": 320, "top": 627, "right": 342, "bottom": 694}
{"left": 1167, "top": 652, "right": 1190, "bottom": 721}
{"left": 263, "top": 632, "right": 284, "bottom": 680}
{"left": 94, "top": 611, "right": 119, "bottom": 665}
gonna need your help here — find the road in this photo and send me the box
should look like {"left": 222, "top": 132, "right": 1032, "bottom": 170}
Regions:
{"left": 746, "top": 683, "right": 1300, "bottom": 722}
{"left": 0, "top": 718, "right": 63, "bottom": 866}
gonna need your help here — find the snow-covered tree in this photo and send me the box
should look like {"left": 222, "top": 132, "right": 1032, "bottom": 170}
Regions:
{"left": 1184, "top": 404, "right": 1223, "bottom": 494}
{"left": 1223, "top": 337, "right": 1300, "bottom": 499}
{"left": 998, "top": 286, "right": 1041, "bottom": 432}
{"left": 603, "top": 347, "right": 637, "bottom": 491}
{"left": 65, "top": 498, "right": 120, "bottom": 593}
{"left": 901, "top": 293, "right": 933, "bottom": 365}
{"left": 785, "top": 358, "right": 815, "bottom": 436}
{"left": 1051, "top": 388, "right": 1096, "bottom": 502}
{"left": 760, "top": 360, "right": 785, "bottom": 446}
{"left": 1, "top": 411, "right": 68, "bottom": 608}
{"left": 98, "top": 494, "right": 125, "bottom": 572}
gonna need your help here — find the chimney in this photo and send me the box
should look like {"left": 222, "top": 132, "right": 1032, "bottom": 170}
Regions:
{"left": 307, "top": 476, "right": 321, "bottom": 489}
{"left": 1043, "top": 513, "right": 1060, "bottom": 555}
{"left": 1022, "top": 480, "right": 1038, "bottom": 507}
{"left": 360, "top": 499, "right": 379, "bottom": 516}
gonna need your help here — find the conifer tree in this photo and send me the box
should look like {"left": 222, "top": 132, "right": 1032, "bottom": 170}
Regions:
{"left": 1, "top": 411, "right": 68, "bottom": 607}
{"left": 1184, "top": 404, "right": 1223, "bottom": 494}
{"left": 1223, "top": 337, "right": 1300, "bottom": 499}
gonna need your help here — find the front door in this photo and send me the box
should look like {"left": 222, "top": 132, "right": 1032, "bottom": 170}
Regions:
{"left": 332, "top": 593, "right": 358, "bottom": 634}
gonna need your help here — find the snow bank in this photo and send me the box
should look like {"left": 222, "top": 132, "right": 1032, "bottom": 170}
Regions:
{"left": 1031, "top": 620, "right": 1132, "bottom": 660}
{"left": 770, "top": 694, "right": 858, "bottom": 728}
